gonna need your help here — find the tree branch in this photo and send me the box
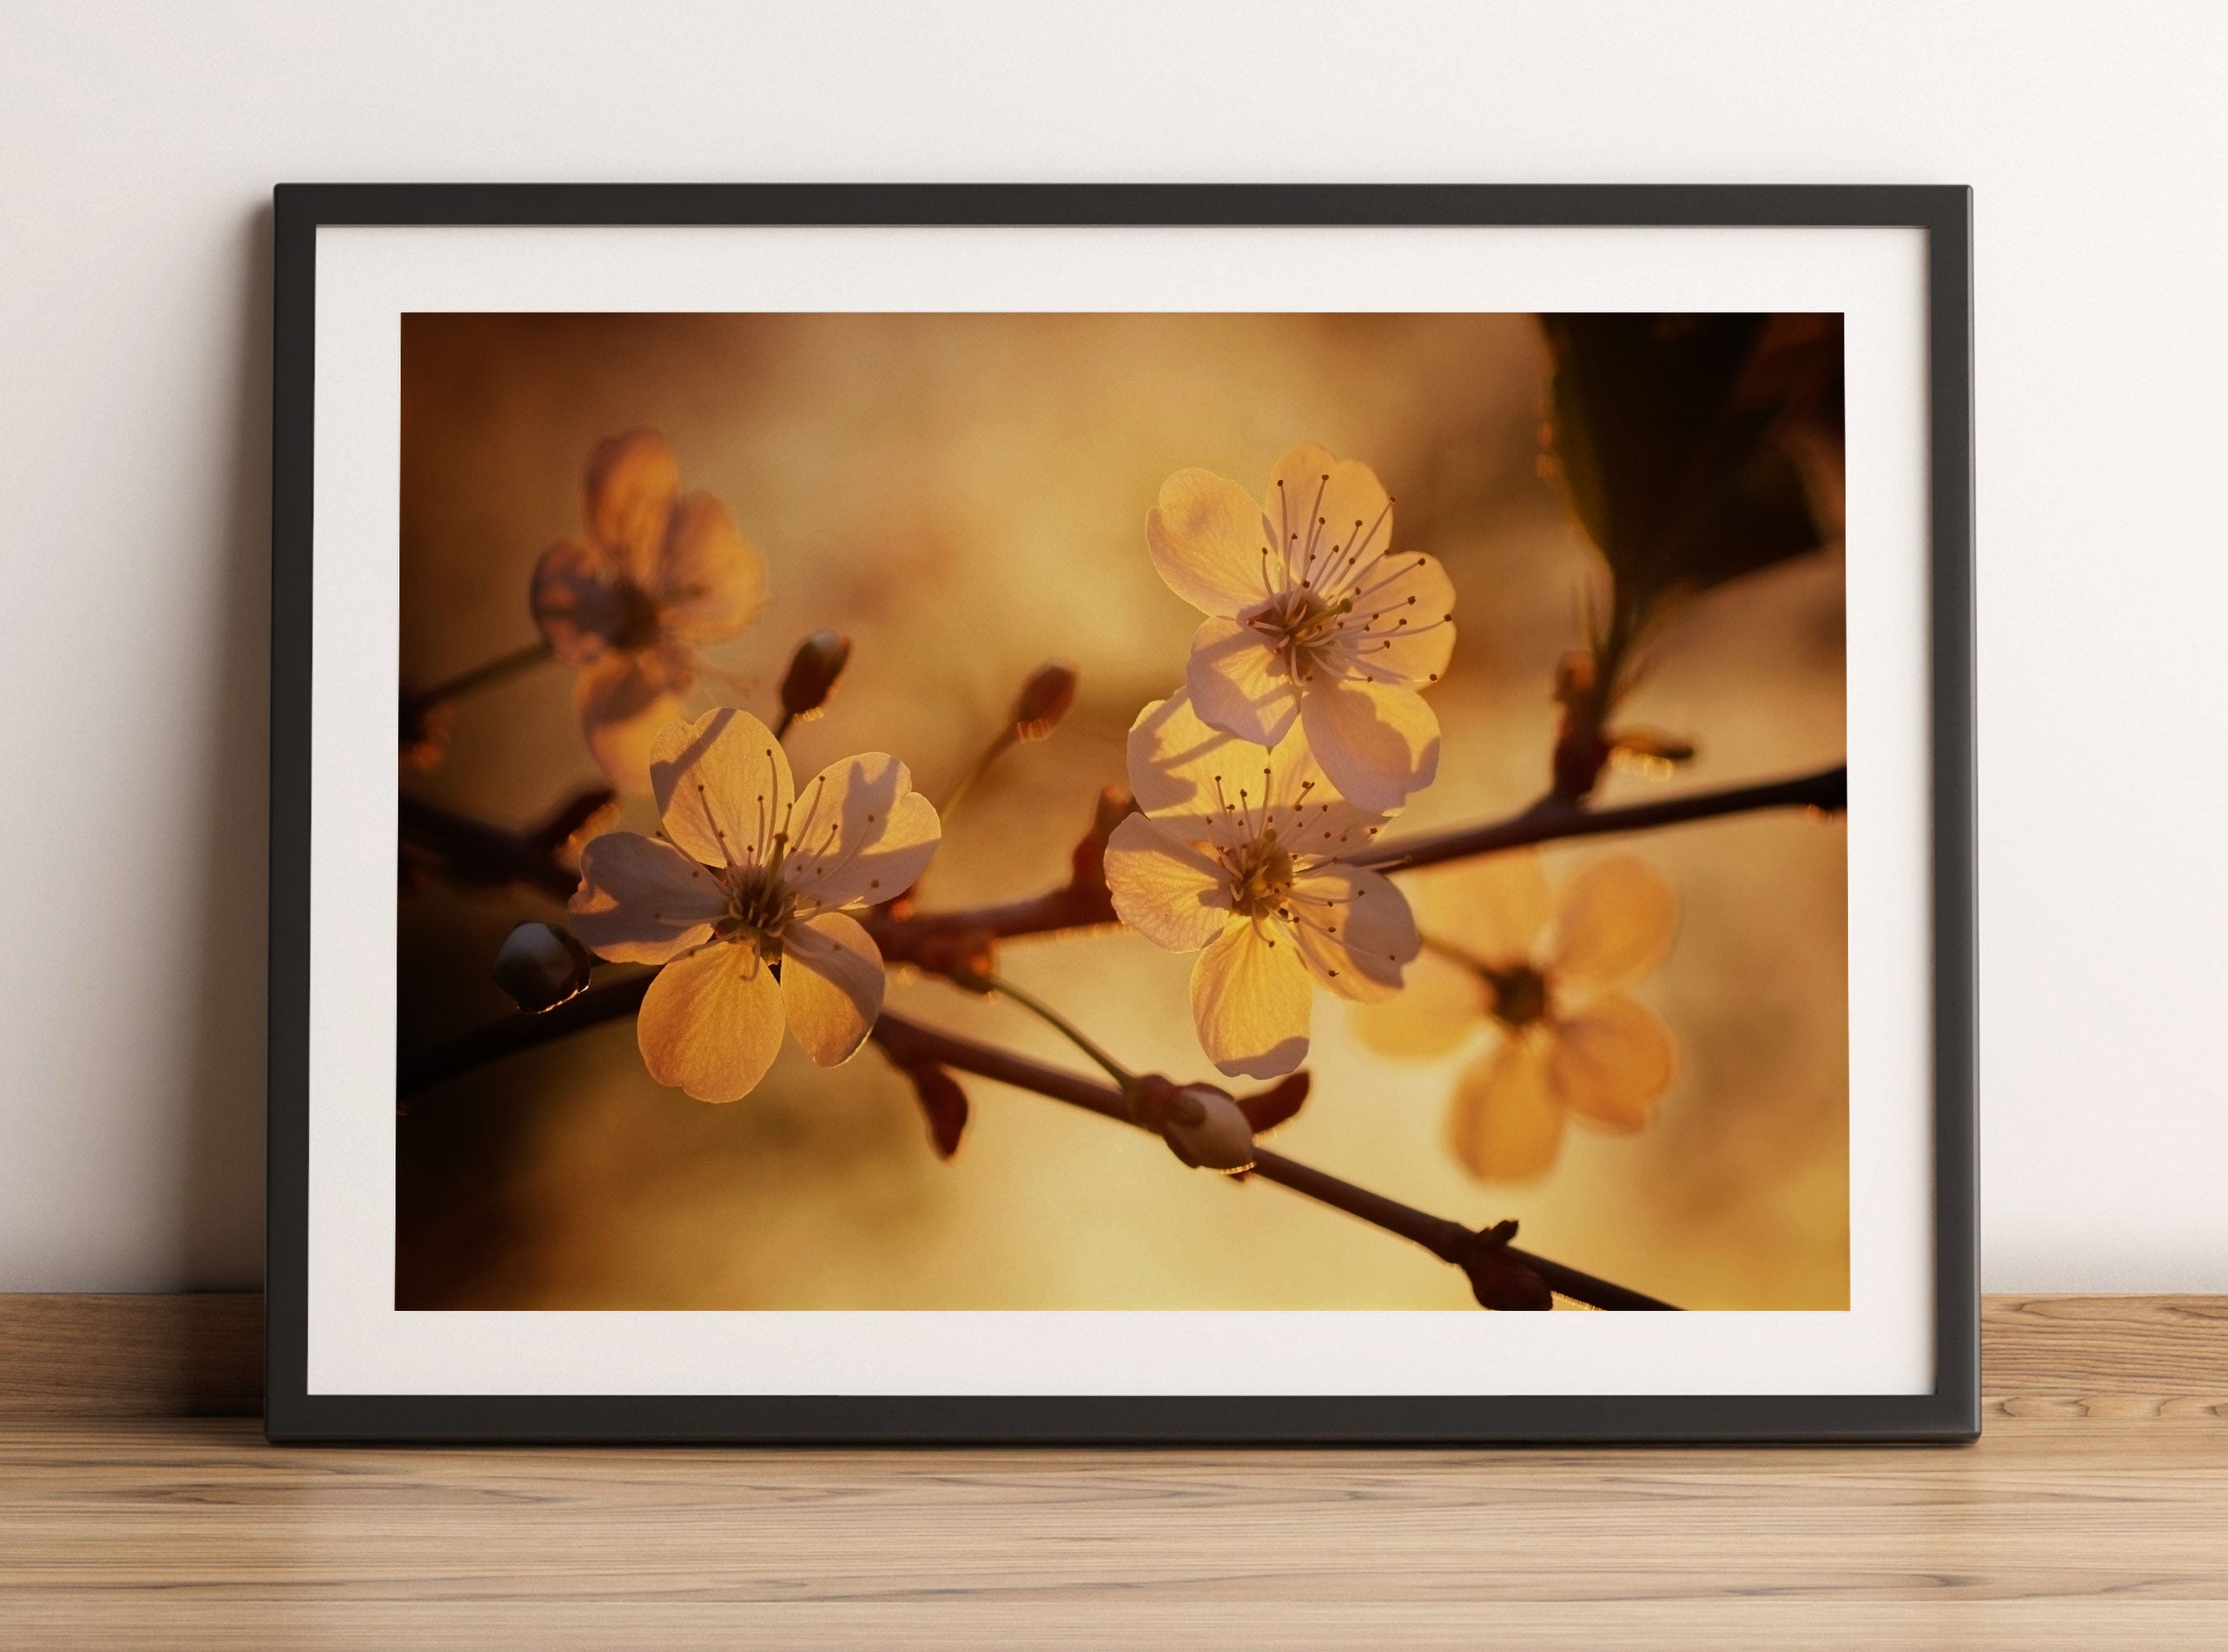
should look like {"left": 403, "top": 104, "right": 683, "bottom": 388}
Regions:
{"left": 1352, "top": 763, "right": 1846, "bottom": 873}
{"left": 869, "top": 1014, "right": 1675, "bottom": 1312}
{"left": 397, "top": 976, "right": 1675, "bottom": 1311}
{"left": 399, "top": 788, "right": 615, "bottom": 903}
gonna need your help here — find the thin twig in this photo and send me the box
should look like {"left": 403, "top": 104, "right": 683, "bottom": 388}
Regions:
{"left": 397, "top": 977, "right": 1675, "bottom": 1310}
{"left": 872, "top": 1014, "right": 1674, "bottom": 1311}
{"left": 407, "top": 638, "right": 555, "bottom": 713}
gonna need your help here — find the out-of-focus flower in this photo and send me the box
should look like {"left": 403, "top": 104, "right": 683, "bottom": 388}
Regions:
{"left": 568, "top": 707, "right": 940, "bottom": 1103}
{"left": 531, "top": 432, "right": 768, "bottom": 792}
{"left": 1104, "top": 692, "right": 1418, "bottom": 1080}
{"left": 1146, "top": 442, "right": 1453, "bottom": 811}
{"left": 1358, "top": 850, "right": 1676, "bottom": 1182}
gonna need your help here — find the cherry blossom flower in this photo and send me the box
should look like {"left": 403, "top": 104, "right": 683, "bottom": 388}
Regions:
{"left": 532, "top": 432, "right": 768, "bottom": 793}
{"left": 1104, "top": 692, "right": 1420, "bottom": 1080}
{"left": 1146, "top": 442, "right": 1454, "bottom": 812}
{"left": 568, "top": 708, "right": 940, "bottom": 1103}
{"left": 1358, "top": 850, "right": 1676, "bottom": 1182}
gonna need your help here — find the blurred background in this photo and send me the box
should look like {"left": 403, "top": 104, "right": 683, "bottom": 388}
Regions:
{"left": 397, "top": 311, "right": 1847, "bottom": 1311}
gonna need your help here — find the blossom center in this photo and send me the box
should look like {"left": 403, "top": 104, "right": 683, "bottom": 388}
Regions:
{"left": 608, "top": 578, "right": 665, "bottom": 653}
{"left": 1482, "top": 963, "right": 1550, "bottom": 1028}
{"left": 1226, "top": 834, "right": 1296, "bottom": 919}
{"left": 714, "top": 864, "right": 795, "bottom": 957}
{"left": 1245, "top": 589, "right": 1350, "bottom": 680}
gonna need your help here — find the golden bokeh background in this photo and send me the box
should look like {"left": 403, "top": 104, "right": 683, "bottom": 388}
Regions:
{"left": 397, "top": 312, "right": 1847, "bottom": 1311}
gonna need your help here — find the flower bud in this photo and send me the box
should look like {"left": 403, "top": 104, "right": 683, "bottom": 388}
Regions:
{"left": 398, "top": 690, "right": 454, "bottom": 771}
{"left": 1463, "top": 1223, "right": 1553, "bottom": 1310}
{"left": 1468, "top": 1251, "right": 1554, "bottom": 1311}
{"left": 779, "top": 630, "right": 853, "bottom": 724}
{"left": 1010, "top": 662, "right": 1079, "bottom": 740}
{"left": 1161, "top": 1085, "right": 1256, "bottom": 1174}
{"left": 493, "top": 922, "right": 595, "bottom": 1014}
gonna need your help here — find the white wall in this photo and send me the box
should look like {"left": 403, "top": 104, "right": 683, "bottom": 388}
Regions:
{"left": 3, "top": 1, "right": 2223, "bottom": 1292}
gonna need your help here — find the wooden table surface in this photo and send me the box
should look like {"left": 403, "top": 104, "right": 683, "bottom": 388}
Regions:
{"left": 3, "top": 1294, "right": 2226, "bottom": 1649}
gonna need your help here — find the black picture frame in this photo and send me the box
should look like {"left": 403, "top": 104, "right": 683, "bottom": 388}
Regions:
{"left": 267, "top": 183, "right": 1975, "bottom": 1445}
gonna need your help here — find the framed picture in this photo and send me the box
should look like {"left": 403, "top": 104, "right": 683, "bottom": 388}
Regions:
{"left": 268, "top": 183, "right": 1974, "bottom": 1442}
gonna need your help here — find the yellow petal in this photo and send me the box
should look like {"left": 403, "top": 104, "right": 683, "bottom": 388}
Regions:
{"left": 1447, "top": 1033, "right": 1565, "bottom": 1183}
{"left": 637, "top": 942, "right": 786, "bottom": 1103}
{"left": 1190, "top": 920, "right": 1313, "bottom": 1080}
{"left": 584, "top": 430, "right": 679, "bottom": 585}
{"left": 1296, "top": 677, "right": 1439, "bottom": 814}
{"left": 781, "top": 752, "right": 939, "bottom": 909}
{"left": 1551, "top": 857, "right": 1676, "bottom": 994}
{"left": 1548, "top": 996, "right": 1675, "bottom": 1132}
{"left": 648, "top": 706, "right": 793, "bottom": 870}
{"left": 1147, "top": 467, "right": 1272, "bottom": 617}
{"left": 568, "top": 831, "right": 725, "bottom": 964}
{"left": 780, "top": 912, "right": 885, "bottom": 1066}
{"left": 1104, "top": 815, "right": 1233, "bottom": 952}
{"left": 576, "top": 655, "right": 687, "bottom": 796}
{"left": 1352, "top": 948, "right": 1485, "bottom": 1058}
{"left": 655, "top": 491, "right": 767, "bottom": 643}
{"left": 1404, "top": 848, "right": 1552, "bottom": 965}
{"left": 1264, "top": 443, "right": 1393, "bottom": 590}
{"left": 1284, "top": 864, "right": 1418, "bottom": 1002}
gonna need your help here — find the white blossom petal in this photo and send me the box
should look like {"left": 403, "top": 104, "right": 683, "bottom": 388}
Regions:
{"left": 779, "top": 752, "right": 940, "bottom": 910}
{"left": 577, "top": 654, "right": 688, "bottom": 797}
{"left": 1186, "top": 615, "right": 1301, "bottom": 748}
{"left": 637, "top": 940, "right": 786, "bottom": 1104}
{"left": 530, "top": 537, "right": 623, "bottom": 665}
{"left": 1550, "top": 857, "right": 1676, "bottom": 995}
{"left": 1189, "top": 920, "right": 1313, "bottom": 1079}
{"left": 1282, "top": 865, "right": 1418, "bottom": 1001}
{"left": 649, "top": 707, "right": 793, "bottom": 871}
{"left": 1336, "top": 552, "right": 1456, "bottom": 688}
{"left": 1264, "top": 443, "right": 1394, "bottom": 592}
{"left": 1147, "top": 468, "right": 1273, "bottom": 617}
{"left": 1297, "top": 678, "right": 1440, "bottom": 813}
{"left": 568, "top": 831, "right": 726, "bottom": 964}
{"left": 584, "top": 430, "right": 680, "bottom": 586}
{"left": 1549, "top": 996, "right": 1675, "bottom": 1131}
{"left": 780, "top": 912, "right": 885, "bottom": 1066}
{"left": 656, "top": 491, "right": 767, "bottom": 643}
{"left": 1447, "top": 1032, "right": 1565, "bottom": 1183}
{"left": 1127, "top": 691, "right": 1381, "bottom": 856}
{"left": 1104, "top": 814, "right": 1233, "bottom": 952}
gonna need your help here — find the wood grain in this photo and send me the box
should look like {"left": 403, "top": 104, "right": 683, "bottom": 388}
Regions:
{"left": 0, "top": 1293, "right": 260, "bottom": 1416}
{"left": 2, "top": 1294, "right": 2225, "bottom": 1648}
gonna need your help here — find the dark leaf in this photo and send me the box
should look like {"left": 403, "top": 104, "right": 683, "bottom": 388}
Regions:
{"left": 1542, "top": 313, "right": 1841, "bottom": 610}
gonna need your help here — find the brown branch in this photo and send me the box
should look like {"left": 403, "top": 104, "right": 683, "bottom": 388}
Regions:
{"left": 399, "top": 788, "right": 615, "bottom": 902}
{"left": 397, "top": 976, "right": 1675, "bottom": 1310}
{"left": 1352, "top": 763, "right": 1847, "bottom": 874}
{"left": 870, "top": 1014, "right": 1675, "bottom": 1312}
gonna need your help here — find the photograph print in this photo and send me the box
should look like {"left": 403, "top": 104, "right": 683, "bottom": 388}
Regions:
{"left": 394, "top": 307, "right": 1850, "bottom": 1317}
